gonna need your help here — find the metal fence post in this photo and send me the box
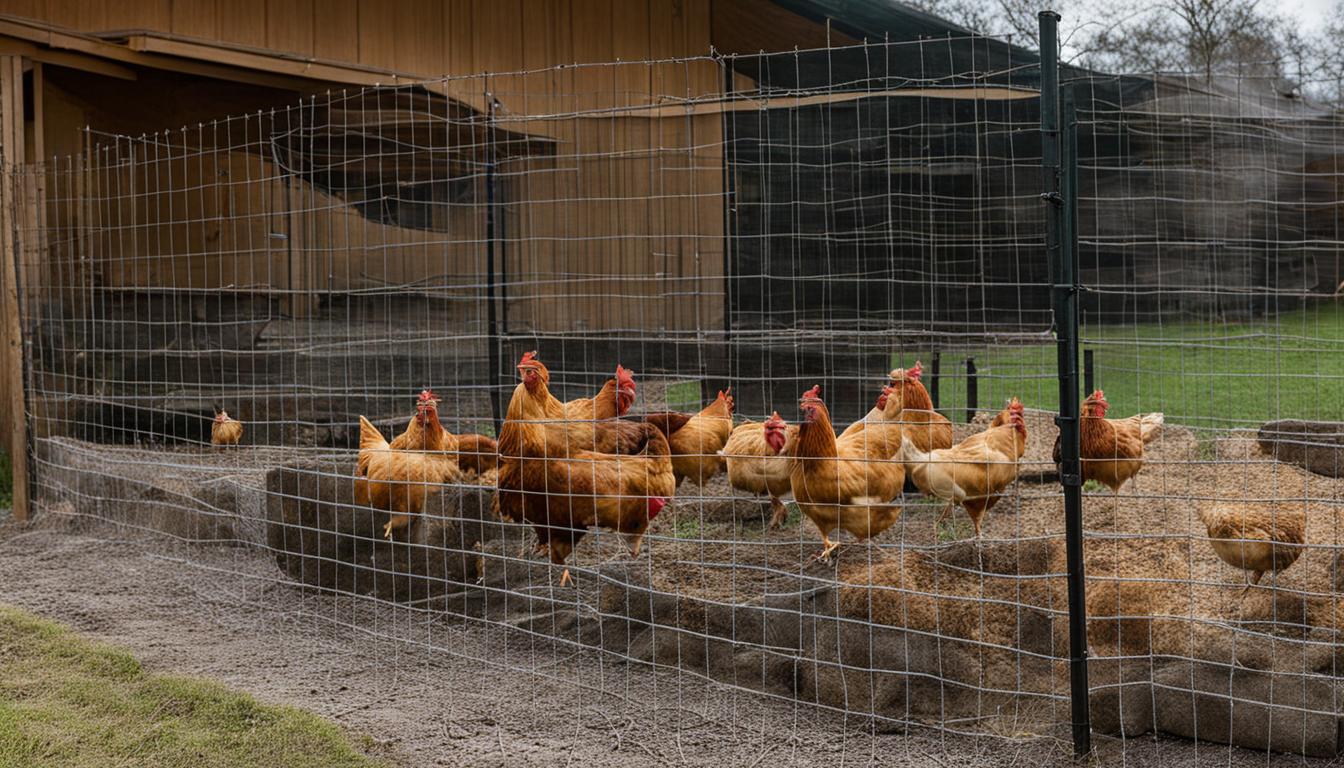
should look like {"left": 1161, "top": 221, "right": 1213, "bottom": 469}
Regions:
{"left": 965, "top": 356, "right": 977, "bottom": 422}
{"left": 485, "top": 87, "right": 503, "bottom": 435}
{"left": 1039, "top": 10, "right": 1091, "bottom": 757}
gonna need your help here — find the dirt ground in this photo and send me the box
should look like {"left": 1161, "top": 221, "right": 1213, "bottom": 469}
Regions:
{"left": 5, "top": 410, "right": 1343, "bottom": 765}
{"left": 0, "top": 518, "right": 1323, "bottom": 767}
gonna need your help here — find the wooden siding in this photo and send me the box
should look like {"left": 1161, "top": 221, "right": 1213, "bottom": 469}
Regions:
{"left": 0, "top": 0, "right": 728, "bottom": 108}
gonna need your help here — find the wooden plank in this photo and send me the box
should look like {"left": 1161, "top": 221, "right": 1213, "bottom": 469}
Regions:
{"left": 0, "top": 55, "right": 30, "bottom": 521}
{"left": 355, "top": 0, "right": 398, "bottom": 74}
{"left": 266, "top": 0, "right": 315, "bottom": 56}
{"left": 610, "top": 0, "right": 649, "bottom": 105}
{"left": 568, "top": 0, "right": 613, "bottom": 112}
{"left": 215, "top": 0, "right": 268, "bottom": 48}
{"left": 396, "top": 0, "right": 440, "bottom": 75}
{"left": 577, "top": 85, "right": 1040, "bottom": 119}
{"left": 169, "top": 0, "right": 218, "bottom": 39}
{"left": 312, "top": 0, "right": 359, "bottom": 62}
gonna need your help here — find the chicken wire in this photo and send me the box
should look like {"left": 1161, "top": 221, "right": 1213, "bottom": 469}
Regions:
{"left": 9, "top": 33, "right": 1344, "bottom": 763}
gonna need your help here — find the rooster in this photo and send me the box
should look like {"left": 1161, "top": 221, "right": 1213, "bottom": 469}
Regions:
{"left": 721, "top": 412, "right": 798, "bottom": 528}
{"left": 643, "top": 389, "right": 735, "bottom": 486}
{"left": 497, "top": 353, "right": 675, "bottom": 586}
{"left": 901, "top": 398, "right": 1027, "bottom": 539}
{"left": 211, "top": 405, "right": 243, "bottom": 447}
{"left": 1199, "top": 501, "right": 1306, "bottom": 596}
{"left": 355, "top": 392, "right": 462, "bottom": 540}
{"left": 787, "top": 386, "right": 905, "bottom": 562}
{"left": 1053, "top": 389, "right": 1163, "bottom": 494}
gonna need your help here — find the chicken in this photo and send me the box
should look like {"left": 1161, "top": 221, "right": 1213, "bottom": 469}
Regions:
{"left": 721, "top": 412, "right": 799, "bottom": 528}
{"left": 496, "top": 352, "right": 676, "bottom": 586}
{"left": 514, "top": 352, "right": 649, "bottom": 456}
{"left": 211, "top": 406, "right": 243, "bottom": 446}
{"left": 1053, "top": 389, "right": 1163, "bottom": 494}
{"left": 643, "top": 389, "right": 735, "bottom": 486}
{"left": 886, "top": 361, "right": 953, "bottom": 454}
{"left": 788, "top": 386, "right": 905, "bottom": 561}
{"left": 383, "top": 390, "right": 501, "bottom": 483}
{"left": 355, "top": 393, "right": 462, "bottom": 540}
{"left": 1199, "top": 501, "right": 1306, "bottom": 596}
{"left": 901, "top": 398, "right": 1027, "bottom": 539}
{"left": 454, "top": 433, "right": 499, "bottom": 482}
{"left": 357, "top": 391, "right": 453, "bottom": 507}
{"left": 565, "top": 363, "right": 636, "bottom": 423}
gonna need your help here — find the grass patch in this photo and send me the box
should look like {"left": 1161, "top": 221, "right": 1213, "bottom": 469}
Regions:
{"left": 0, "top": 606, "right": 387, "bottom": 768}
{"left": 664, "top": 380, "right": 702, "bottom": 412}
{"left": 900, "top": 303, "right": 1344, "bottom": 429}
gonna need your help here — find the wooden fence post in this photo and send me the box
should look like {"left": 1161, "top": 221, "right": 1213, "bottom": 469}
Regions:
{"left": 0, "top": 54, "right": 31, "bottom": 521}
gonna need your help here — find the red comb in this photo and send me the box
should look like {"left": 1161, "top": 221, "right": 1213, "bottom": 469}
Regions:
{"left": 908, "top": 360, "right": 922, "bottom": 381}
{"left": 418, "top": 389, "right": 437, "bottom": 402}
{"left": 519, "top": 350, "right": 538, "bottom": 365}
{"left": 801, "top": 385, "right": 822, "bottom": 401}
{"left": 765, "top": 411, "right": 785, "bottom": 426}
{"left": 1089, "top": 389, "right": 1105, "bottom": 401}
{"left": 1009, "top": 398, "right": 1024, "bottom": 412}
{"left": 616, "top": 364, "right": 634, "bottom": 382}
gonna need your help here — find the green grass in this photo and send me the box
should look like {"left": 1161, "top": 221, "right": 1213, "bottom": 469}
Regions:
{"left": 664, "top": 380, "right": 703, "bottom": 412}
{"left": 902, "top": 304, "right": 1344, "bottom": 429}
{"left": 0, "top": 606, "right": 388, "bottom": 768}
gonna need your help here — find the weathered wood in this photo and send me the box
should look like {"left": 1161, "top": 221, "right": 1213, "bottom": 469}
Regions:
{"left": 0, "top": 55, "right": 30, "bottom": 520}
{"left": 1257, "top": 420, "right": 1344, "bottom": 478}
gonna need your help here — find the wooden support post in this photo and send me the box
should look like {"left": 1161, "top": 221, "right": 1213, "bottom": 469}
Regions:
{"left": 0, "top": 54, "right": 31, "bottom": 521}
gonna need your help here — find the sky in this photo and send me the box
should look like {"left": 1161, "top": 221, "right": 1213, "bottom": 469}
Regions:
{"left": 1267, "top": 0, "right": 1336, "bottom": 27}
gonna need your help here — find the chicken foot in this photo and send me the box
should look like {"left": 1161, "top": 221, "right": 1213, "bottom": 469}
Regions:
{"left": 808, "top": 534, "right": 841, "bottom": 564}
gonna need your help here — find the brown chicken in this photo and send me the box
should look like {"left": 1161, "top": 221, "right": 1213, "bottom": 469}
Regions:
{"left": 788, "top": 386, "right": 905, "bottom": 562}
{"left": 496, "top": 354, "right": 676, "bottom": 586}
{"left": 514, "top": 352, "right": 649, "bottom": 456}
{"left": 565, "top": 363, "right": 636, "bottom": 423}
{"left": 721, "top": 412, "right": 799, "bottom": 528}
{"left": 901, "top": 398, "right": 1027, "bottom": 538}
{"left": 1053, "top": 389, "right": 1163, "bottom": 494}
{"left": 382, "top": 390, "right": 499, "bottom": 483}
{"left": 355, "top": 393, "right": 462, "bottom": 540}
{"left": 643, "top": 389, "right": 736, "bottom": 486}
{"left": 885, "top": 361, "right": 953, "bottom": 454}
{"left": 1199, "top": 501, "right": 1306, "bottom": 596}
{"left": 357, "top": 391, "right": 453, "bottom": 508}
{"left": 211, "top": 406, "right": 243, "bottom": 446}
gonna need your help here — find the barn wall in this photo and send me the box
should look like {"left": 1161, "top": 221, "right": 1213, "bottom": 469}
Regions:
{"left": 0, "top": 0, "right": 727, "bottom": 111}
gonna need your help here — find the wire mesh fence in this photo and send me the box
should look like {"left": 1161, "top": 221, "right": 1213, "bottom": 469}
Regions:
{"left": 10, "top": 30, "right": 1344, "bottom": 762}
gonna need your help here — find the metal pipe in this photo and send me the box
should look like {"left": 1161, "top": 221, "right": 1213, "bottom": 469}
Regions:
{"left": 485, "top": 93, "right": 502, "bottom": 434}
{"left": 1084, "top": 348, "right": 1094, "bottom": 397}
{"left": 965, "top": 356, "right": 977, "bottom": 422}
{"left": 930, "top": 351, "right": 941, "bottom": 411}
{"left": 1040, "top": 9, "right": 1092, "bottom": 756}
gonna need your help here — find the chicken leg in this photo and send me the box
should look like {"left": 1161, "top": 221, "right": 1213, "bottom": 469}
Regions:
{"left": 558, "top": 568, "right": 573, "bottom": 588}
{"left": 1240, "top": 570, "right": 1265, "bottom": 598}
{"left": 768, "top": 498, "right": 788, "bottom": 530}
{"left": 933, "top": 502, "right": 955, "bottom": 537}
{"left": 383, "top": 514, "right": 410, "bottom": 540}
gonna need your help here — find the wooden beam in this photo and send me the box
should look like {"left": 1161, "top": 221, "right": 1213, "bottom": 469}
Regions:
{"left": 576, "top": 85, "right": 1042, "bottom": 119}
{"left": 123, "top": 33, "right": 414, "bottom": 85}
{"left": 0, "top": 36, "right": 137, "bottom": 80}
{"left": 0, "top": 54, "right": 30, "bottom": 521}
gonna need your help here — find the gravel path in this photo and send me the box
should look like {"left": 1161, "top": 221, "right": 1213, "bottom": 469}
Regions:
{"left": 0, "top": 519, "right": 1315, "bottom": 767}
